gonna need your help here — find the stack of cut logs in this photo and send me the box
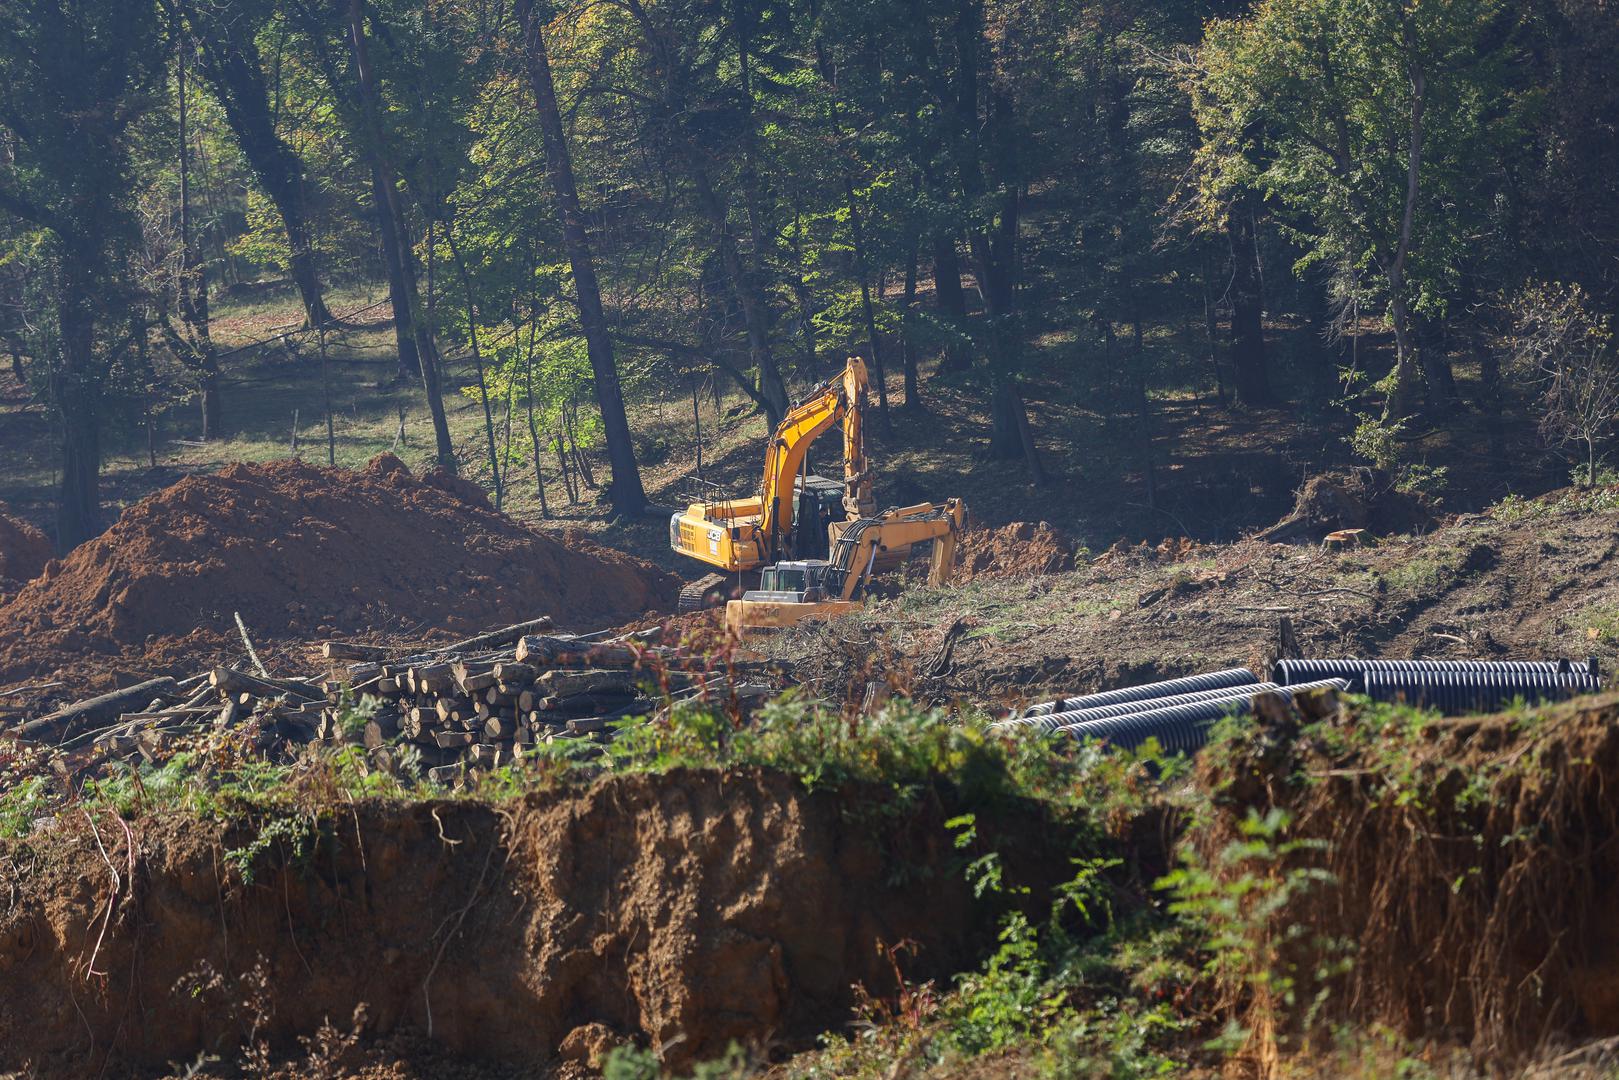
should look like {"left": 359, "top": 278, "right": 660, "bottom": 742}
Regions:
{"left": 11, "top": 616, "right": 772, "bottom": 785}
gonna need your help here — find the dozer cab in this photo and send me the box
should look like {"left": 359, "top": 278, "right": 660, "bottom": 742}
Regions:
{"left": 725, "top": 499, "right": 967, "bottom": 636}
{"left": 670, "top": 358, "right": 876, "bottom": 610}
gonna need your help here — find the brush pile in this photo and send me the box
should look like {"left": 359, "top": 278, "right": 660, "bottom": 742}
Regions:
{"left": 7, "top": 616, "right": 771, "bottom": 787}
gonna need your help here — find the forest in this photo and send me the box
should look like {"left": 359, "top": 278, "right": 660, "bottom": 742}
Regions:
{"left": 12, "top": 5, "right": 1619, "bottom": 1077}
{"left": 2, "top": 0, "right": 1617, "bottom": 549}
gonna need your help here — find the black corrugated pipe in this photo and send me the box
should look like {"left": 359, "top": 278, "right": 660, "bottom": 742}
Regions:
{"left": 1024, "top": 667, "right": 1258, "bottom": 717}
{"left": 1273, "top": 658, "right": 1595, "bottom": 692}
{"left": 1056, "top": 678, "right": 1348, "bottom": 755}
{"left": 995, "top": 682, "right": 1283, "bottom": 735}
{"left": 1362, "top": 668, "right": 1601, "bottom": 714}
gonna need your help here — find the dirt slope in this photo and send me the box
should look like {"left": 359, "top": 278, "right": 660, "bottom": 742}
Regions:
{"left": 0, "top": 768, "right": 1058, "bottom": 1078}
{"left": 1199, "top": 690, "right": 1619, "bottom": 1066}
{"left": 781, "top": 496, "right": 1619, "bottom": 712}
{"left": 0, "top": 456, "right": 678, "bottom": 685}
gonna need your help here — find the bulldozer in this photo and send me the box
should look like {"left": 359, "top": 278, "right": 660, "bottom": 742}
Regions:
{"left": 725, "top": 498, "right": 967, "bottom": 636}
{"left": 670, "top": 357, "right": 876, "bottom": 610}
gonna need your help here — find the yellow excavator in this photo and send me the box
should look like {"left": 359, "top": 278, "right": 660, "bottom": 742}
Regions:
{"left": 671, "top": 358, "right": 876, "bottom": 610}
{"left": 725, "top": 498, "right": 967, "bottom": 636}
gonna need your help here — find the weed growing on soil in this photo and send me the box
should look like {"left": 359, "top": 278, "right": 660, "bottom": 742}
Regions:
{"left": 1, "top": 694, "right": 1168, "bottom": 851}
{"left": 783, "top": 837, "right": 1193, "bottom": 1080}
{"left": 1158, "top": 807, "right": 1344, "bottom": 1052}
{"left": 1490, "top": 485, "right": 1619, "bottom": 522}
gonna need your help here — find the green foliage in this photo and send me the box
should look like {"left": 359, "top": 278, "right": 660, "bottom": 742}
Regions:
{"left": 0, "top": 774, "right": 51, "bottom": 840}
{"left": 1194, "top": 0, "right": 1524, "bottom": 312}
{"left": 1574, "top": 462, "right": 1619, "bottom": 489}
{"left": 1158, "top": 807, "right": 1343, "bottom": 1036}
{"left": 1345, "top": 415, "right": 1448, "bottom": 498}
{"left": 1507, "top": 281, "right": 1619, "bottom": 485}
{"left": 1347, "top": 416, "right": 1404, "bottom": 475}
{"left": 601, "top": 1044, "right": 661, "bottom": 1080}
{"left": 601, "top": 1043, "right": 751, "bottom": 1080}
{"left": 1489, "top": 485, "right": 1619, "bottom": 523}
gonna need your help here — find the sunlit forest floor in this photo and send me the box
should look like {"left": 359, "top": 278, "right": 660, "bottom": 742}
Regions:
{"left": 0, "top": 279, "right": 1569, "bottom": 567}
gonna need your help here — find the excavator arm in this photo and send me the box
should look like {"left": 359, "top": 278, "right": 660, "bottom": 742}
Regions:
{"left": 826, "top": 499, "right": 967, "bottom": 600}
{"left": 755, "top": 357, "right": 873, "bottom": 551}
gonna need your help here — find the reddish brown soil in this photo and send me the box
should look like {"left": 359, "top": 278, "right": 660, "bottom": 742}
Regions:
{"left": 1202, "top": 691, "right": 1619, "bottom": 1066}
{"left": 0, "top": 456, "right": 678, "bottom": 686}
{"left": 954, "top": 521, "right": 1076, "bottom": 582}
{"left": 0, "top": 768, "right": 1059, "bottom": 1078}
{"left": 0, "top": 500, "right": 51, "bottom": 600}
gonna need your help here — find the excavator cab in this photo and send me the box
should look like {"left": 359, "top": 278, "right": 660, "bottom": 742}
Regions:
{"left": 792, "top": 475, "right": 846, "bottom": 560}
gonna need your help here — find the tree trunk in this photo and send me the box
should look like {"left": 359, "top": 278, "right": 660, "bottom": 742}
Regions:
{"left": 791, "top": 204, "right": 818, "bottom": 371}
{"left": 52, "top": 258, "right": 101, "bottom": 551}
{"left": 1414, "top": 314, "right": 1458, "bottom": 407}
{"left": 188, "top": 7, "right": 332, "bottom": 329}
{"left": 565, "top": 403, "right": 597, "bottom": 489}
{"left": 178, "top": 38, "right": 223, "bottom": 440}
{"left": 1200, "top": 246, "right": 1228, "bottom": 408}
{"left": 1386, "top": 292, "right": 1420, "bottom": 422}
{"left": 901, "top": 233, "right": 922, "bottom": 411}
{"left": 555, "top": 430, "right": 577, "bottom": 504}
{"left": 966, "top": 193, "right": 1040, "bottom": 481}
{"left": 55, "top": 400, "right": 102, "bottom": 552}
{"left": 933, "top": 235, "right": 972, "bottom": 376}
{"left": 1225, "top": 200, "right": 1271, "bottom": 406}
{"left": 446, "top": 225, "right": 502, "bottom": 507}
{"left": 1475, "top": 334, "right": 1505, "bottom": 467}
{"left": 523, "top": 295, "right": 549, "bottom": 517}
{"left": 1133, "top": 318, "right": 1156, "bottom": 508}
{"left": 691, "top": 164, "right": 788, "bottom": 427}
{"left": 370, "top": 163, "right": 424, "bottom": 383}
{"left": 690, "top": 374, "right": 704, "bottom": 474}
{"left": 347, "top": 0, "right": 454, "bottom": 470}
{"left": 846, "top": 179, "right": 893, "bottom": 433}
{"left": 1383, "top": 41, "right": 1425, "bottom": 423}
{"left": 515, "top": 0, "right": 647, "bottom": 517}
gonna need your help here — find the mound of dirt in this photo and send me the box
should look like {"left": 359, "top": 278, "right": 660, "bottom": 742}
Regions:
{"left": 0, "top": 501, "right": 51, "bottom": 597}
{"left": 956, "top": 520, "right": 1076, "bottom": 582}
{"left": 0, "top": 456, "right": 677, "bottom": 684}
{"left": 0, "top": 767, "right": 1067, "bottom": 1077}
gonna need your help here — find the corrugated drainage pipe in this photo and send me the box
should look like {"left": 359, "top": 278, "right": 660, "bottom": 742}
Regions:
{"left": 1024, "top": 667, "right": 1258, "bottom": 718}
{"left": 1056, "top": 678, "right": 1348, "bottom": 755}
{"left": 995, "top": 682, "right": 1283, "bottom": 735}
{"left": 1361, "top": 668, "right": 1601, "bottom": 714}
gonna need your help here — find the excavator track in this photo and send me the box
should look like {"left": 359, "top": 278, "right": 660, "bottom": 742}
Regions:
{"left": 677, "top": 574, "right": 730, "bottom": 613}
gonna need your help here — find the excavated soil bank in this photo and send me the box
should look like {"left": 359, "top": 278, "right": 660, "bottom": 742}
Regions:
{"left": 0, "top": 501, "right": 51, "bottom": 600}
{"left": 0, "top": 457, "right": 678, "bottom": 686}
{"left": 0, "top": 768, "right": 1072, "bottom": 1078}
{"left": 1200, "top": 691, "right": 1619, "bottom": 1067}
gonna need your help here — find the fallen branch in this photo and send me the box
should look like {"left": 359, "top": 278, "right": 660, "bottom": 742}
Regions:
{"left": 18, "top": 678, "right": 181, "bottom": 744}
{"left": 235, "top": 612, "right": 269, "bottom": 677}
